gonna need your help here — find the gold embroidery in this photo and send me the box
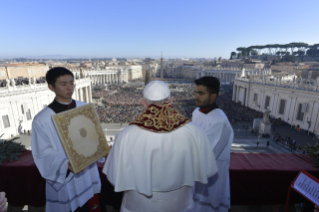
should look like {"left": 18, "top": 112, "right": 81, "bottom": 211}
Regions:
{"left": 52, "top": 104, "right": 110, "bottom": 174}
{"left": 130, "top": 103, "right": 190, "bottom": 133}
{"left": 80, "top": 128, "right": 87, "bottom": 138}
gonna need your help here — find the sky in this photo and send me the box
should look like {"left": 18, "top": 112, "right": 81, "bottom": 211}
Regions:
{"left": 0, "top": 0, "right": 318, "bottom": 59}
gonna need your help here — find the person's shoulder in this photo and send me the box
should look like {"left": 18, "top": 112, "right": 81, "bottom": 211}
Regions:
{"left": 209, "top": 109, "right": 231, "bottom": 124}
{"left": 209, "top": 108, "right": 227, "bottom": 119}
{"left": 117, "top": 125, "right": 141, "bottom": 136}
{"left": 181, "top": 122, "right": 210, "bottom": 140}
{"left": 192, "top": 107, "right": 200, "bottom": 114}
{"left": 182, "top": 122, "right": 206, "bottom": 134}
{"left": 33, "top": 107, "right": 54, "bottom": 124}
{"left": 113, "top": 125, "right": 142, "bottom": 142}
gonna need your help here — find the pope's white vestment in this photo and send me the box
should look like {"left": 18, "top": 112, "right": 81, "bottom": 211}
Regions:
{"left": 103, "top": 122, "right": 217, "bottom": 212}
{"left": 192, "top": 108, "right": 234, "bottom": 212}
{"left": 31, "top": 101, "right": 101, "bottom": 212}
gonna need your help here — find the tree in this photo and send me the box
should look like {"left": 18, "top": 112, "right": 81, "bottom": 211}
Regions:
{"left": 237, "top": 52, "right": 242, "bottom": 59}
{"left": 288, "top": 42, "right": 299, "bottom": 55}
{"left": 281, "top": 54, "right": 296, "bottom": 63}
{"left": 306, "top": 44, "right": 319, "bottom": 57}
{"left": 249, "top": 45, "right": 264, "bottom": 55}
{"left": 230, "top": 52, "right": 237, "bottom": 59}
{"left": 144, "top": 70, "right": 150, "bottom": 86}
{"left": 273, "top": 44, "right": 281, "bottom": 55}
{"left": 281, "top": 44, "right": 290, "bottom": 55}
{"left": 271, "top": 59, "right": 278, "bottom": 65}
{"left": 236, "top": 47, "right": 248, "bottom": 56}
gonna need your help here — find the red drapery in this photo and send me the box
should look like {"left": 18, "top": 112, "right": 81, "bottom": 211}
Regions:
{"left": 1, "top": 151, "right": 318, "bottom": 207}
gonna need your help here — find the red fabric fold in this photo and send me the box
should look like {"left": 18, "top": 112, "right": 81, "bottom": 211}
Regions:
{"left": 88, "top": 194, "right": 101, "bottom": 212}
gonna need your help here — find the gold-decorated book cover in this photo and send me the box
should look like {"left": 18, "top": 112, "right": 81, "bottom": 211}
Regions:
{"left": 52, "top": 103, "right": 110, "bottom": 174}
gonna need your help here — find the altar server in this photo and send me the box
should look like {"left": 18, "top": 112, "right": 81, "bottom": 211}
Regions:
{"left": 103, "top": 81, "right": 217, "bottom": 212}
{"left": 192, "top": 76, "right": 234, "bottom": 212}
{"left": 31, "top": 67, "right": 105, "bottom": 212}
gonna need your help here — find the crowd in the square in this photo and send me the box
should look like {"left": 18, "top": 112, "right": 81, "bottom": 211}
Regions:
{"left": 91, "top": 82, "right": 311, "bottom": 150}
{"left": 92, "top": 83, "right": 196, "bottom": 123}
{"left": 92, "top": 83, "right": 269, "bottom": 124}
{"left": 273, "top": 133, "right": 302, "bottom": 152}
{"left": 0, "top": 77, "right": 46, "bottom": 87}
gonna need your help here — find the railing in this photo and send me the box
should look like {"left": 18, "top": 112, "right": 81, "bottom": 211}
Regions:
{"left": 0, "top": 78, "right": 92, "bottom": 96}
{"left": 86, "top": 70, "right": 120, "bottom": 75}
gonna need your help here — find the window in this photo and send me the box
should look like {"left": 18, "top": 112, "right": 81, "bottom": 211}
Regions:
{"left": 38, "top": 69, "right": 41, "bottom": 74}
{"left": 30, "top": 69, "right": 33, "bottom": 74}
{"left": 25, "top": 104, "right": 32, "bottom": 121}
{"left": 2, "top": 115, "right": 10, "bottom": 128}
{"left": 26, "top": 108, "right": 32, "bottom": 120}
{"left": 264, "top": 96, "right": 270, "bottom": 109}
{"left": 296, "top": 103, "right": 304, "bottom": 121}
{"left": 253, "top": 94, "right": 258, "bottom": 104}
{"left": 278, "top": 99, "right": 286, "bottom": 115}
{"left": 1, "top": 71, "right": 4, "bottom": 77}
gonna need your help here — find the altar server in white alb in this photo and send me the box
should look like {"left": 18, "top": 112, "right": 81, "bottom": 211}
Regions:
{"left": 192, "top": 77, "right": 234, "bottom": 212}
{"left": 103, "top": 81, "right": 218, "bottom": 212}
{"left": 31, "top": 67, "right": 106, "bottom": 212}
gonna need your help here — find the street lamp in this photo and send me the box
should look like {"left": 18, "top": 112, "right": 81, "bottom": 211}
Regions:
{"left": 307, "top": 117, "right": 311, "bottom": 135}
{"left": 258, "top": 134, "right": 261, "bottom": 146}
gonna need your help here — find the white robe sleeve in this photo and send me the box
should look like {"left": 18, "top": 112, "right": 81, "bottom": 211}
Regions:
{"left": 31, "top": 120, "right": 69, "bottom": 190}
{"left": 206, "top": 121, "right": 232, "bottom": 159}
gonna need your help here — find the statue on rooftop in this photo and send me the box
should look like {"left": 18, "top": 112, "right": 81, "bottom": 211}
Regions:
{"left": 10, "top": 78, "right": 15, "bottom": 87}
{"left": 6, "top": 78, "right": 10, "bottom": 87}
{"left": 240, "top": 68, "right": 246, "bottom": 78}
{"left": 263, "top": 107, "right": 271, "bottom": 124}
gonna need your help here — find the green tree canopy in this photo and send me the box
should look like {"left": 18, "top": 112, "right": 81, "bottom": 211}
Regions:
{"left": 230, "top": 51, "right": 237, "bottom": 59}
{"left": 233, "top": 42, "right": 315, "bottom": 57}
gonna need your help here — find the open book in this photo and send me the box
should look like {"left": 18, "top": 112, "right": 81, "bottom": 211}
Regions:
{"left": 291, "top": 170, "right": 319, "bottom": 205}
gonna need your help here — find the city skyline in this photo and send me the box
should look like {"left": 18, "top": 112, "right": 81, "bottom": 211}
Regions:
{"left": 1, "top": 0, "right": 318, "bottom": 59}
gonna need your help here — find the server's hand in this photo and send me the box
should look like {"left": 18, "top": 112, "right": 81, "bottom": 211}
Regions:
{"left": 0, "top": 192, "right": 7, "bottom": 212}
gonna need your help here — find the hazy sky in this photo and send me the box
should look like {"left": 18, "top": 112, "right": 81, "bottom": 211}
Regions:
{"left": 1, "top": 0, "right": 318, "bottom": 59}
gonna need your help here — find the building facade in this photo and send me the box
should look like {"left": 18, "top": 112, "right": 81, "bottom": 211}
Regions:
{"left": 70, "top": 64, "right": 157, "bottom": 85}
{"left": 233, "top": 77, "right": 319, "bottom": 135}
{"left": 0, "top": 77, "right": 92, "bottom": 139}
{"left": 167, "top": 64, "right": 271, "bottom": 83}
{"left": 0, "top": 64, "right": 49, "bottom": 80}
{"left": 195, "top": 67, "right": 271, "bottom": 83}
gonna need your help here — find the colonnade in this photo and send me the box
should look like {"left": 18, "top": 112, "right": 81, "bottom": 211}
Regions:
{"left": 197, "top": 72, "right": 237, "bottom": 83}
{"left": 196, "top": 69, "right": 272, "bottom": 83}
{"left": 73, "top": 85, "right": 92, "bottom": 103}
{"left": 89, "top": 73, "right": 127, "bottom": 86}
